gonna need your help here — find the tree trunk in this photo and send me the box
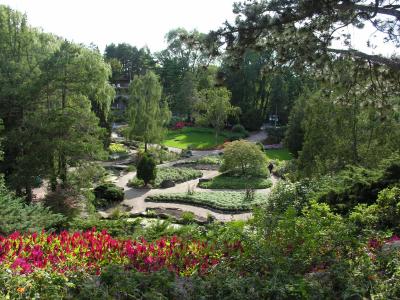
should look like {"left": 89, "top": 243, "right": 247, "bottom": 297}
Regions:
{"left": 25, "top": 183, "right": 32, "bottom": 203}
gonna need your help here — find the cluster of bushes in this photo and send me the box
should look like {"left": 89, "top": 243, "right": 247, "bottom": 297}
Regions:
{"left": 311, "top": 155, "right": 400, "bottom": 213}
{"left": 129, "top": 167, "right": 202, "bottom": 188}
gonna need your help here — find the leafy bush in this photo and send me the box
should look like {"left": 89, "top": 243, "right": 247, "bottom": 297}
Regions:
{"left": 312, "top": 156, "right": 400, "bottom": 213}
{"left": 350, "top": 186, "right": 400, "bottom": 231}
{"left": 93, "top": 183, "right": 124, "bottom": 208}
{"left": 221, "top": 140, "right": 268, "bottom": 176}
{"left": 0, "top": 177, "right": 64, "bottom": 235}
{"left": 147, "top": 191, "right": 267, "bottom": 211}
{"left": 265, "top": 180, "right": 316, "bottom": 214}
{"left": 198, "top": 174, "right": 272, "bottom": 189}
{"left": 108, "top": 143, "right": 128, "bottom": 154}
{"left": 137, "top": 154, "right": 157, "bottom": 186}
{"left": 232, "top": 124, "right": 248, "bottom": 136}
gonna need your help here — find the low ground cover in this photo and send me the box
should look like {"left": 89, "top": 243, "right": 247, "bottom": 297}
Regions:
{"left": 163, "top": 127, "right": 246, "bottom": 150}
{"left": 198, "top": 174, "right": 272, "bottom": 189}
{"left": 265, "top": 148, "right": 293, "bottom": 161}
{"left": 173, "top": 155, "right": 222, "bottom": 170}
{"left": 146, "top": 191, "right": 267, "bottom": 211}
{"left": 128, "top": 167, "right": 202, "bottom": 188}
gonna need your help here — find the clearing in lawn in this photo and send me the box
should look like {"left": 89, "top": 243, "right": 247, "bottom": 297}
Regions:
{"left": 265, "top": 148, "right": 293, "bottom": 161}
{"left": 162, "top": 127, "right": 245, "bottom": 150}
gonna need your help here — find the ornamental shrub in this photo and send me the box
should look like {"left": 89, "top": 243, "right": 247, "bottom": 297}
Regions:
{"left": 137, "top": 154, "right": 157, "bottom": 186}
{"left": 0, "top": 177, "right": 64, "bottom": 235}
{"left": 221, "top": 140, "right": 268, "bottom": 176}
{"left": 232, "top": 124, "right": 248, "bottom": 136}
{"left": 93, "top": 183, "right": 124, "bottom": 208}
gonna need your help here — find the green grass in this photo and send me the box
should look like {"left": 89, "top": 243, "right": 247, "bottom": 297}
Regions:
{"left": 128, "top": 167, "right": 202, "bottom": 188}
{"left": 265, "top": 148, "right": 293, "bottom": 161}
{"left": 146, "top": 191, "right": 267, "bottom": 211}
{"left": 162, "top": 127, "right": 246, "bottom": 150}
{"left": 198, "top": 174, "right": 272, "bottom": 189}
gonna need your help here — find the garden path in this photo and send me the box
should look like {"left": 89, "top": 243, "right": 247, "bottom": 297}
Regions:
{"left": 101, "top": 129, "right": 274, "bottom": 221}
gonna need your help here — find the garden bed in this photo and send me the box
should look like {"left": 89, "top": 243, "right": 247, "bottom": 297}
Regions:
{"left": 146, "top": 191, "right": 267, "bottom": 212}
{"left": 128, "top": 167, "right": 202, "bottom": 188}
{"left": 173, "top": 155, "right": 222, "bottom": 170}
{"left": 198, "top": 174, "right": 272, "bottom": 189}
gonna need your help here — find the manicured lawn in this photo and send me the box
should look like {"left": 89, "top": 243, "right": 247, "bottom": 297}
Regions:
{"left": 198, "top": 174, "right": 272, "bottom": 189}
{"left": 163, "top": 127, "right": 245, "bottom": 150}
{"left": 265, "top": 148, "right": 293, "bottom": 161}
{"left": 146, "top": 191, "right": 267, "bottom": 211}
{"left": 128, "top": 167, "right": 202, "bottom": 188}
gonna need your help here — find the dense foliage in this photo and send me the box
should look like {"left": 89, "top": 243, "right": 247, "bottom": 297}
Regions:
{"left": 221, "top": 140, "right": 268, "bottom": 176}
{"left": 0, "top": 178, "right": 64, "bottom": 235}
{"left": 137, "top": 154, "right": 157, "bottom": 186}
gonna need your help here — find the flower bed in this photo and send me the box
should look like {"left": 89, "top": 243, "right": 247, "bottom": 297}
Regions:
{"left": 0, "top": 230, "right": 242, "bottom": 277}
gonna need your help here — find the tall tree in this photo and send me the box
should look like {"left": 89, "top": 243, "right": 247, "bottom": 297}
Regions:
{"left": 0, "top": 6, "right": 114, "bottom": 200}
{"left": 196, "top": 87, "right": 240, "bottom": 141}
{"left": 104, "top": 43, "right": 155, "bottom": 81}
{"left": 127, "top": 71, "right": 171, "bottom": 151}
{"left": 210, "top": 0, "right": 400, "bottom": 71}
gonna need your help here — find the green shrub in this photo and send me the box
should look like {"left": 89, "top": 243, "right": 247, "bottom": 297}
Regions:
{"left": 0, "top": 177, "right": 64, "bottom": 235}
{"left": 265, "top": 180, "right": 315, "bottom": 214}
{"left": 312, "top": 156, "right": 400, "bottom": 213}
{"left": 108, "top": 143, "right": 128, "bottom": 154}
{"left": 181, "top": 211, "right": 195, "bottom": 224}
{"left": 137, "top": 154, "right": 157, "bottom": 186}
{"left": 93, "top": 183, "right": 124, "bottom": 208}
{"left": 221, "top": 140, "right": 268, "bottom": 176}
{"left": 232, "top": 124, "right": 248, "bottom": 136}
{"left": 350, "top": 186, "right": 400, "bottom": 231}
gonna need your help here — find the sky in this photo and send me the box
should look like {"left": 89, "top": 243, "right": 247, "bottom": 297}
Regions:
{"left": 0, "top": 0, "right": 396, "bottom": 56}
{"left": 0, "top": 0, "right": 237, "bottom": 53}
